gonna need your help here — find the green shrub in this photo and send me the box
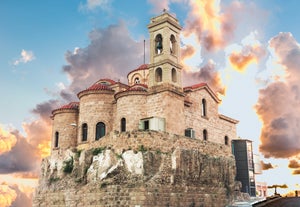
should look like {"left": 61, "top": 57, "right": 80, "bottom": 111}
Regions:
{"left": 138, "top": 145, "right": 147, "bottom": 153}
{"left": 63, "top": 158, "right": 74, "bottom": 174}
{"left": 92, "top": 147, "right": 106, "bottom": 155}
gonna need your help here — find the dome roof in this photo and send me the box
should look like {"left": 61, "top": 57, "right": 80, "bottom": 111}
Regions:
{"left": 127, "top": 84, "right": 148, "bottom": 91}
{"left": 127, "top": 64, "right": 149, "bottom": 77}
{"left": 52, "top": 102, "right": 79, "bottom": 115}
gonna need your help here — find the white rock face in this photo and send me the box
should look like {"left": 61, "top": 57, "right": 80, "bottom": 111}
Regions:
{"left": 87, "top": 150, "right": 123, "bottom": 182}
{"left": 122, "top": 150, "right": 144, "bottom": 175}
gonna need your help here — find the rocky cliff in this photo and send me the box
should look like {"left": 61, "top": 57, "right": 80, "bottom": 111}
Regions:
{"left": 33, "top": 131, "right": 236, "bottom": 207}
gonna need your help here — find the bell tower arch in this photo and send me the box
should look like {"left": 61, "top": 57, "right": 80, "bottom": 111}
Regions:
{"left": 147, "top": 12, "right": 182, "bottom": 89}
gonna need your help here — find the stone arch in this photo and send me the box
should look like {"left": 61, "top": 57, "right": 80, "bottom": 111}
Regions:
{"left": 95, "top": 122, "right": 106, "bottom": 140}
{"left": 155, "top": 67, "right": 162, "bottom": 82}
{"left": 170, "top": 34, "right": 176, "bottom": 55}
{"left": 171, "top": 68, "right": 177, "bottom": 82}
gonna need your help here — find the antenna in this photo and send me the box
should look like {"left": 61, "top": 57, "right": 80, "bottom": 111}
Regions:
{"left": 144, "top": 39, "right": 146, "bottom": 84}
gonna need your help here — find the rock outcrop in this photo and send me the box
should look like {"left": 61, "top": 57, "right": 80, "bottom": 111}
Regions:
{"left": 33, "top": 131, "right": 236, "bottom": 207}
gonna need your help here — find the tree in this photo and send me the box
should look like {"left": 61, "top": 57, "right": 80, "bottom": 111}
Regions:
{"left": 267, "top": 184, "right": 288, "bottom": 195}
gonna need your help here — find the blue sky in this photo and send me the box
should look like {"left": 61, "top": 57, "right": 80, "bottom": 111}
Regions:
{"left": 2, "top": 0, "right": 300, "bottom": 205}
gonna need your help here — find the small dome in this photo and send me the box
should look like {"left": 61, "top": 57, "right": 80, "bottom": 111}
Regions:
{"left": 127, "top": 84, "right": 148, "bottom": 91}
{"left": 127, "top": 64, "right": 148, "bottom": 77}
{"left": 52, "top": 102, "right": 79, "bottom": 115}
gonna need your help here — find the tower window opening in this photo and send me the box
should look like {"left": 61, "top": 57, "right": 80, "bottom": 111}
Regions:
{"left": 155, "top": 34, "right": 163, "bottom": 54}
{"left": 170, "top": 34, "right": 176, "bottom": 55}
{"left": 155, "top": 67, "right": 162, "bottom": 82}
{"left": 121, "top": 118, "right": 126, "bottom": 132}
{"left": 95, "top": 122, "right": 106, "bottom": 140}
{"left": 82, "top": 123, "right": 88, "bottom": 142}
{"left": 201, "top": 98, "right": 207, "bottom": 117}
{"left": 54, "top": 131, "right": 59, "bottom": 148}
{"left": 171, "top": 68, "right": 177, "bottom": 82}
{"left": 203, "top": 129, "right": 208, "bottom": 141}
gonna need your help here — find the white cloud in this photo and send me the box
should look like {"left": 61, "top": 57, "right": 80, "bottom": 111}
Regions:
{"left": 79, "top": 0, "right": 111, "bottom": 11}
{"left": 13, "top": 49, "right": 35, "bottom": 66}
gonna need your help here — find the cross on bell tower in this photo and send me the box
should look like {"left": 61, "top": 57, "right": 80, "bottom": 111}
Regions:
{"left": 147, "top": 12, "right": 182, "bottom": 89}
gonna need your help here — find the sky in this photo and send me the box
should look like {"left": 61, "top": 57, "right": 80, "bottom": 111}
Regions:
{"left": 1, "top": 0, "right": 300, "bottom": 205}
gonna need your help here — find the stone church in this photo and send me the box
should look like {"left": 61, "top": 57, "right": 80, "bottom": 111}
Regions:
{"left": 34, "top": 12, "right": 239, "bottom": 207}
{"left": 51, "top": 12, "right": 238, "bottom": 153}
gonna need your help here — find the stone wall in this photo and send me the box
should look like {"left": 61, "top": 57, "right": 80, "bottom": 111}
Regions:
{"left": 34, "top": 131, "right": 236, "bottom": 207}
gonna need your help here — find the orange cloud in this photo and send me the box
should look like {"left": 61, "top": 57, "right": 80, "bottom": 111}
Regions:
{"left": 261, "top": 161, "right": 275, "bottom": 170}
{"left": 0, "top": 127, "right": 17, "bottom": 155}
{"left": 0, "top": 184, "right": 17, "bottom": 207}
{"left": 288, "top": 159, "right": 300, "bottom": 169}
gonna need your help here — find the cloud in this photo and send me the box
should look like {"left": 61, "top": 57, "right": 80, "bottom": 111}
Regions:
{"left": 288, "top": 159, "right": 300, "bottom": 169}
{"left": 61, "top": 21, "right": 146, "bottom": 100}
{"left": 13, "top": 49, "right": 35, "bottom": 66}
{"left": 229, "top": 44, "right": 265, "bottom": 72}
{"left": 292, "top": 169, "right": 300, "bottom": 175}
{"left": 0, "top": 127, "right": 17, "bottom": 155}
{"left": 261, "top": 161, "right": 275, "bottom": 170}
{"left": 182, "top": 60, "right": 225, "bottom": 94}
{"left": 0, "top": 184, "right": 17, "bottom": 207}
{"left": 79, "top": 0, "right": 112, "bottom": 11}
{"left": 255, "top": 32, "right": 300, "bottom": 158}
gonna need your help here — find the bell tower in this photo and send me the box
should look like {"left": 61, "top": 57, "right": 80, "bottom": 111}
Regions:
{"left": 147, "top": 11, "right": 182, "bottom": 89}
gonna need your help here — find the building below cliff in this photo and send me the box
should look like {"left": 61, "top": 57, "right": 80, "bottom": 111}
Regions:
{"left": 33, "top": 11, "right": 239, "bottom": 207}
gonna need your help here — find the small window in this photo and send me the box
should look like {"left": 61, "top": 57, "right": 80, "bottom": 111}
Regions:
{"left": 95, "top": 122, "right": 106, "bottom": 140}
{"left": 54, "top": 131, "right": 59, "bottom": 148}
{"left": 201, "top": 99, "right": 207, "bottom": 117}
{"left": 82, "top": 123, "right": 88, "bottom": 141}
{"left": 121, "top": 118, "right": 126, "bottom": 132}
{"left": 155, "top": 67, "right": 162, "bottom": 82}
{"left": 225, "top": 136, "right": 229, "bottom": 145}
{"left": 134, "top": 77, "right": 140, "bottom": 84}
{"left": 171, "top": 68, "right": 177, "bottom": 82}
{"left": 185, "top": 128, "right": 195, "bottom": 138}
{"left": 203, "top": 129, "right": 208, "bottom": 141}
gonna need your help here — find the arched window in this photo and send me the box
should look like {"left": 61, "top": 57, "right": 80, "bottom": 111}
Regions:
{"left": 225, "top": 136, "right": 229, "bottom": 145}
{"left": 155, "top": 34, "right": 163, "bottom": 54}
{"left": 134, "top": 77, "right": 140, "bottom": 84}
{"left": 155, "top": 67, "right": 162, "bottom": 82}
{"left": 82, "top": 123, "right": 88, "bottom": 142}
{"left": 171, "top": 68, "right": 177, "bottom": 82}
{"left": 121, "top": 118, "right": 126, "bottom": 132}
{"left": 203, "top": 129, "right": 208, "bottom": 141}
{"left": 95, "top": 122, "right": 106, "bottom": 140}
{"left": 170, "top": 34, "right": 176, "bottom": 55}
{"left": 54, "top": 131, "right": 59, "bottom": 148}
{"left": 201, "top": 99, "right": 207, "bottom": 117}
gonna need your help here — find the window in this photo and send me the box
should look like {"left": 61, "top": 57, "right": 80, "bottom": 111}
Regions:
{"left": 144, "top": 120, "right": 149, "bottom": 130}
{"left": 95, "top": 122, "right": 106, "bottom": 140}
{"left": 54, "top": 131, "right": 59, "bottom": 148}
{"left": 171, "top": 68, "right": 177, "bottom": 82}
{"left": 185, "top": 128, "right": 195, "bottom": 138}
{"left": 203, "top": 129, "right": 208, "bottom": 141}
{"left": 82, "top": 123, "right": 88, "bottom": 141}
{"left": 155, "top": 34, "right": 163, "bottom": 54}
{"left": 201, "top": 99, "right": 207, "bottom": 117}
{"left": 170, "top": 34, "right": 176, "bottom": 55}
{"left": 121, "top": 118, "right": 126, "bottom": 132}
{"left": 155, "top": 67, "right": 162, "bottom": 82}
{"left": 225, "top": 136, "right": 229, "bottom": 145}
{"left": 134, "top": 77, "right": 140, "bottom": 84}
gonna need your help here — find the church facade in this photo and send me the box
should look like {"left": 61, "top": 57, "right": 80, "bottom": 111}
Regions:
{"left": 50, "top": 12, "right": 238, "bottom": 156}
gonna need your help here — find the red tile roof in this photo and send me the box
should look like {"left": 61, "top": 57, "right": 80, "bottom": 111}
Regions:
{"left": 127, "top": 64, "right": 149, "bottom": 77}
{"left": 183, "top": 83, "right": 207, "bottom": 91}
{"left": 95, "top": 78, "right": 116, "bottom": 85}
{"left": 127, "top": 84, "right": 148, "bottom": 91}
{"left": 52, "top": 102, "right": 79, "bottom": 114}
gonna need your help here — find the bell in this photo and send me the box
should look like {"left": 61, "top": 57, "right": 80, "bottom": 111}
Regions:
{"left": 156, "top": 41, "right": 162, "bottom": 50}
